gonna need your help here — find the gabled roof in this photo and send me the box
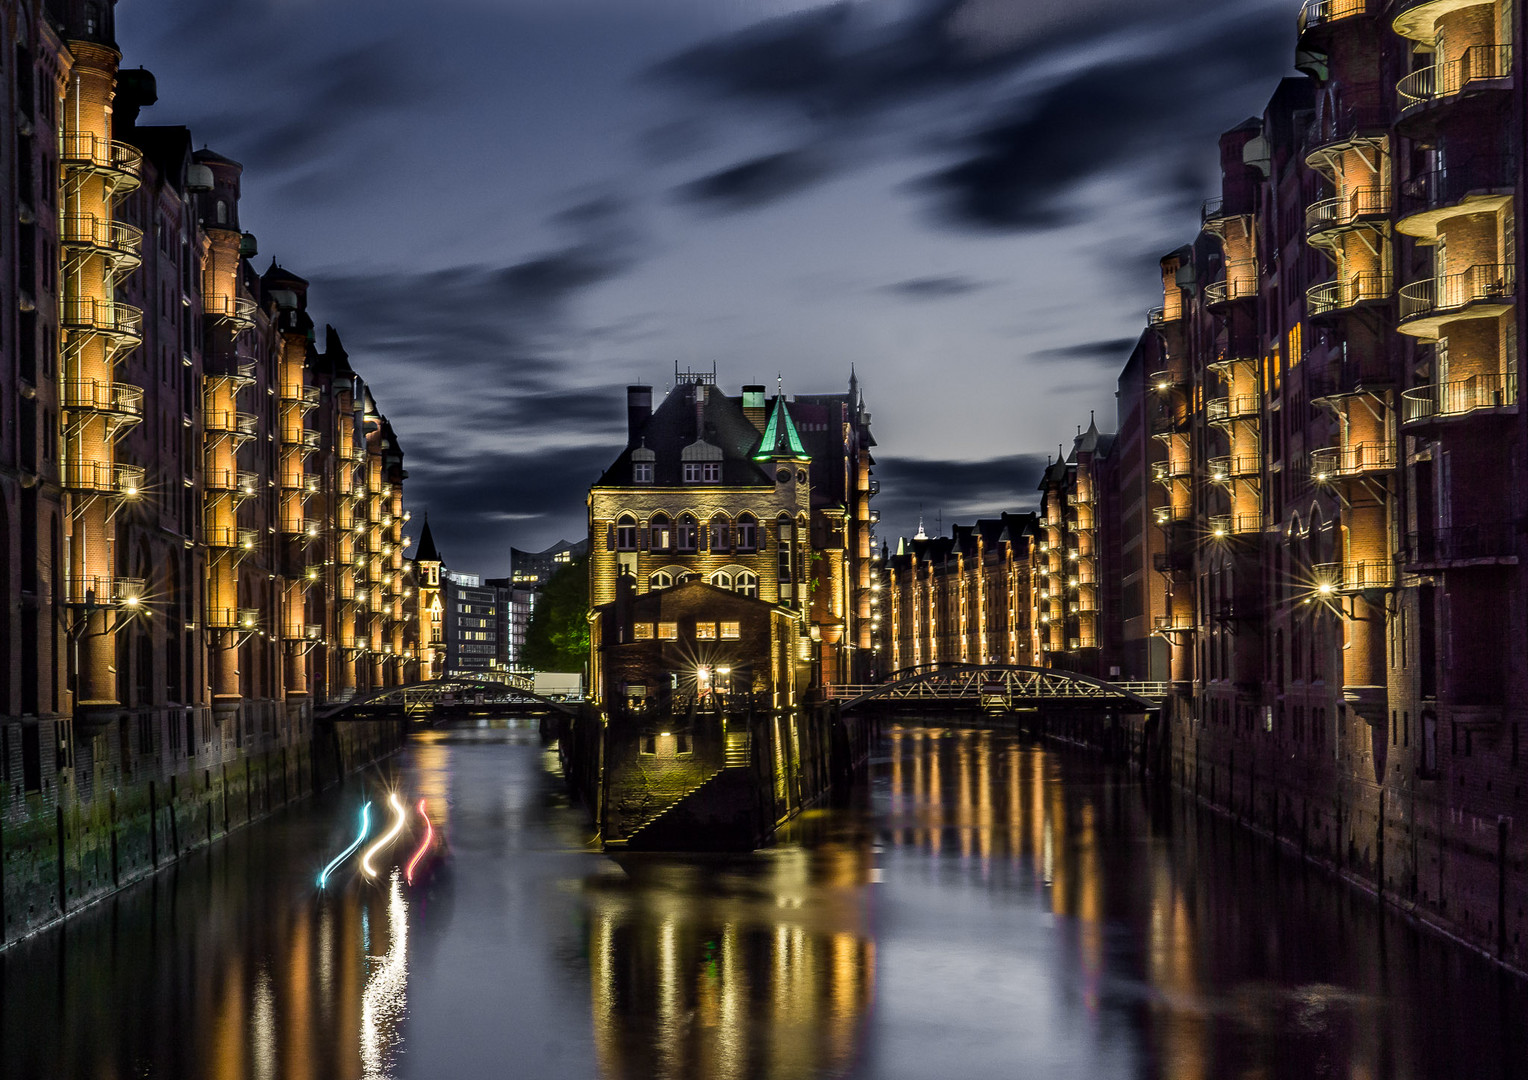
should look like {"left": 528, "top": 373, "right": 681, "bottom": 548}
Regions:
{"left": 753, "top": 397, "right": 810, "bottom": 461}
{"left": 595, "top": 383, "right": 776, "bottom": 487}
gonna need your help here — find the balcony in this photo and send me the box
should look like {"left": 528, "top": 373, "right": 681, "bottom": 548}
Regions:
{"left": 1150, "top": 409, "right": 1188, "bottom": 437}
{"left": 1207, "top": 455, "right": 1260, "bottom": 482}
{"left": 1307, "top": 272, "right": 1392, "bottom": 319}
{"left": 1204, "top": 265, "right": 1257, "bottom": 309}
{"left": 63, "top": 378, "right": 143, "bottom": 421}
{"left": 1068, "top": 637, "right": 1098, "bottom": 651}
{"left": 1396, "top": 45, "right": 1513, "bottom": 128}
{"left": 1206, "top": 353, "right": 1257, "bottom": 376}
{"left": 1297, "top": 0, "right": 1376, "bottom": 41}
{"left": 339, "top": 442, "right": 366, "bottom": 463}
{"left": 207, "top": 606, "right": 262, "bottom": 632}
{"left": 1206, "top": 394, "right": 1260, "bottom": 426}
{"left": 1201, "top": 197, "right": 1253, "bottom": 232}
{"left": 1153, "top": 504, "right": 1193, "bottom": 528}
{"left": 1405, "top": 523, "right": 1517, "bottom": 567}
{"left": 65, "top": 574, "right": 146, "bottom": 608}
{"left": 1153, "top": 550, "right": 1191, "bottom": 575}
{"left": 60, "top": 214, "right": 143, "bottom": 275}
{"left": 61, "top": 298, "right": 143, "bottom": 348}
{"left": 1152, "top": 614, "right": 1196, "bottom": 636}
{"left": 281, "top": 384, "right": 322, "bottom": 411}
{"left": 292, "top": 428, "right": 322, "bottom": 453}
{"left": 59, "top": 133, "right": 143, "bottom": 195}
{"left": 1304, "top": 102, "right": 1389, "bottom": 162}
{"left": 61, "top": 461, "right": 145, "bottom": 496}
{"left": 1312, "top": 559, "right": 1394, "bottom": 593}
{"left": 1151, "top": 459, "right": 1191, "bottom": 485}
{"left": 236, "top": 529, "right": 261, "bottom": 555}
{"left": 205, "top": 523, "right": 238, "bottom": 548}
{"left": 1397, "top": 263, "right": 1515, "bottom": 338}
{"left": 207, "top": 295, "right": 259, "bottom": 333}
{"left": 1208, "top": 513, "right": 1262, "bottom": 538}
{"left": 1402, "top": 372, "right": 1517, "bottom": 426}
{"left": 281, "top": 511, "right": 321, "bottom": 537}
{"left": 1309, "top": 441, "right": 1396, "bottom": 483}
{"left": 1305, "top": 186, "right": 1391, "bottom": 243}
{"left": 1397, "top": 159, "right": 1515, "bottom": 242}
{"left": 204, "top": 468, "right": 259, "bottom": 498}
{"left": 205, "top": 410, "right": 259, "bottom": 439}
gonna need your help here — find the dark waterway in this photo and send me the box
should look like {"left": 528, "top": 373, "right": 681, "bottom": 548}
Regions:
{"left": 2, "top": 719, "right": 1524, "bottom": 1079}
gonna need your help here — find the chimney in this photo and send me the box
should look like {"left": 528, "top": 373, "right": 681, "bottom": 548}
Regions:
{"left": 742, "top": 384, "right": 767, "bottom": 432}
{"left": 626, "top": 385, "right": 651, "bottom": 446}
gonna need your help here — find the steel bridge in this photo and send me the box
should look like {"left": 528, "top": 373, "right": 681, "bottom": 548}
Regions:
{"left": 824, "top": 664, "right": 1167, "bottom": 713}
{"left": 316, "top": 677, "right": 578, "bottom": 721}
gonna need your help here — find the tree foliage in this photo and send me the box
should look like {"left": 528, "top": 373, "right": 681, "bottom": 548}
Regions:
{"left": 522, "top": 555, "right": 590, "bottom": 673}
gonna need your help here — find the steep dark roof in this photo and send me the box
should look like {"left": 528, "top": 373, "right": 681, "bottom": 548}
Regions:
{"left": 415, "top": 517, "right": 441, "bottom": 563}
{"left": 596, "top": 383, "right": 777, "bottom": 487}
{"left": 261, "top": 260, "right": 309, "bottom": 290}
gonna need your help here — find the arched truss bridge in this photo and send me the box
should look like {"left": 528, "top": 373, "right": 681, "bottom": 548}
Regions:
{"left": 824, "top": 664, "right": 1167, "bottom": 712}
{"left": 317, "top": 678, "right": 577, "bottom": 721}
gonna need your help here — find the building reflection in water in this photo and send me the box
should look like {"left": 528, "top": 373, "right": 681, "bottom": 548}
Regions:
{"left": 584, "top": 844, "right": 876, "bottom": 1080}
{"left": 361, "top": 870, "right": 410, "bottom": 1078}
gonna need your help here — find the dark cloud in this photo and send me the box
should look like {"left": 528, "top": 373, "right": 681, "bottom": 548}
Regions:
{"left": 675, "top": 149, "right": 829, "bottom": 212}
{"left": 879, "top": 275, "right": 991, "bottom": 300}
{"left": 872, "top": 453, "right": 1049, "bottom": 542}
{"left": 1030, "top": 337, "right": 1139, "bottom": 365}
{"left": 920, "top": 9, "right": 1291, "bottom": 230}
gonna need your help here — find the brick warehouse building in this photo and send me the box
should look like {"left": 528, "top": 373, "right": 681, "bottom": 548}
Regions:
{"left": 884, "top": 0, "right": 1527, "bottom": 967}
{"left": 588, "top": 371, "right": 876, "bottom": 708}
{"left": 0, "top": 0, "right": 420, "bottom": 936}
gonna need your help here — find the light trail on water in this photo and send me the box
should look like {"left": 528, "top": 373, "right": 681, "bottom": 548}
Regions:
{"left": 318, "top": 802, "right": 372, "bottom": 889}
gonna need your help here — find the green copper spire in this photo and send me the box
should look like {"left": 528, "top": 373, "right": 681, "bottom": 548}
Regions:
{"left": 753, "top": 397, "right": 811, "bottom": 461}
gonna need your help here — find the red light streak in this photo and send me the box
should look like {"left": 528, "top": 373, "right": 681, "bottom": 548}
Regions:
{"left": 405, "top": 798, "right": 434, "bottom": 885}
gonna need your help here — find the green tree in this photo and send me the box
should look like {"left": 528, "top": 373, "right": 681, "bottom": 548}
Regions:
{"left": 522, "top": 554, "right": 590, "bottom": 672}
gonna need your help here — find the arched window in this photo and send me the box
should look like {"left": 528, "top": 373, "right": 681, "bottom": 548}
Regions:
{"left": 650, "top": 513, "right": 672, "bottom": 552}
{"left": 676, "top": 514, "right": 698, "bottom": 552}
{"left": 676, "top": 572, "right": 698, "bottom": 585}
{"left": 709, "top": 515, "right": 730, "bottom": 552}
{"left": 736, "top": 513, "right": 758, "bottom": 552}
{"left": 734, "top": 570, "right": 758, "bottom": 598}
{"left": 708, "top": 570, "right": 733, "bottom": 591}
{"left": 649, "top": 570, "right": 673, "bottom": 591}
{"left": 216, "top": 200, "right": 228, "bottom": 225}
{"left": 615, "top": 515, "right": 638, "bottom": 551}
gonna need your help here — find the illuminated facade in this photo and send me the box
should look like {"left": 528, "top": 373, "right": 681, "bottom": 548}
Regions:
{"left": 1015, "top": 0, "right": 1527, "bottom": 966}
{"left": 587, "top": 372, "right": 876, "bottom": 706}
{"left": 0, "top": 0, "right": 418, "bottom": 926}
{"left": 883, "top": 513, "right": 1037, "bottom": 675}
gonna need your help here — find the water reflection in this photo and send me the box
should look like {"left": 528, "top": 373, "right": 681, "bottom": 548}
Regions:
{"left": 361, "top": 871, "right": 409, "bottom": 1078}
{"left": 585, "top": 846, "right": 875, "bottom": 1080}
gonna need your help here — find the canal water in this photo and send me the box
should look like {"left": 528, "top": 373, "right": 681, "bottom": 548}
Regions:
{"left": 2, "top": 719, "right": 1524, "bottom": 1079}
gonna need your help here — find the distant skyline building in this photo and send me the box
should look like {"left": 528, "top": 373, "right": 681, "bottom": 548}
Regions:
{"left": 509, "top": 538, "right": 588, "bottom": 588}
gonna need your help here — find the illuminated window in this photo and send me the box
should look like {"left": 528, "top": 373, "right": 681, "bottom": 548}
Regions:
{"left": 734, "top": 571, "right": 758, "bottom": 598}
{"left": 633, "top": 623, "right": 654, "bottom": 641}
{"left": 676, "top": 514, "right": 697, "bottom": 552}
{"left": 720, "top": 621, "right": 741, "bottom": 640}
{"left": 648, "top": 571, "right": 672, "bottom": 591}
{"left": 736, "top": 514, "right": 757, "bottom": 551}
{"left": 657, "top": 622, "right": 678, "bottom": 640}
{"left": 695, "top": 622, "right": 717, "bottom": 640}
{"left": 709, "top": 570, "right": 733, "bottom": 590}
{"left": 650, "top": 513, "right": 672, "bottom": 551}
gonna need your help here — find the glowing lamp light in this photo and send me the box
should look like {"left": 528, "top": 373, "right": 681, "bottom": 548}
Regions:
{"left": 1317, "top": 581, "right": 1334, "bottom": 596}
{"left": 1213, "top": 527, "right": 1227, "bottom": 539}
{"left": 716, "top": 666, "right": 731, "bottom": 676}
{"left": 123, "top": 594, "right": 141, "bottom": 608}
{"left": 1156, "top": 380, "right": 1170, "bottom": 391}
{"left": 1316, "top": 472, "right": 1329, "bottom": 482}
{"left": 318, "top": 801, "right": 372, "bottom": 889}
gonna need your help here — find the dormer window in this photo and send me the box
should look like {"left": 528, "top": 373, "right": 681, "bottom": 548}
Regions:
{"left": 634, "top": 462, "right": 654, "bottom": 483}
{"left": 683, "top": 462, "right": 721, "bottom": 483}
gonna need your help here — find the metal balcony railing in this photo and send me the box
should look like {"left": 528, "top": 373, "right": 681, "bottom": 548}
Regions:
{"left": 207, "top": 295, "right": 258, "bottom": 331}
{"left": 1309, "top": 441, "right": 1396, "bottom": 482}
{"left": 61, "top": 298, "right": 143, "bottom": 342}
{"left": 1397, "top": 45, "right": 1513, "bottom": 115}
{"left": 1405, "top": 523, "right": 1517, "bottom": 564}
{"left": 236, "top": 529, "right": 261, "bottom": 553}
{"left": 62, "top": 378, "right": 144, "bottom": 418}
{"left": 1399, "top": 159, "right": 1517, "bottom": 226}
{"left": 1207, "top": 455, "right": 1261, "bottom": 481}
{"left": 1204, "top": 265, "right": 1258, "bottom": 306}
{"left": 1297, "top": 0, "right": 1375, "bottom": 35}
{"left": 59, "top": 134, "right": 143, "bottom": 190}
{"left": 1305, "top": 186, "right": 1391, "bottom": 237}
{"left": 1150, "top": 410, "right": 1188, "bottom": 436}
{"left": 205, "top": 524, "right": 237, "bottom": 547}
{"left": 1152, "top": 614, "right": 1196, "bottom": 634}
{"left": 60, "top": 214, "right": 143, "bottom": 263}
{"left": 1304, "top": 99, "right": 1389, "bottom": 156}
{"left": 1209, "top": 513, "right": 1262, "bottom": 537}
{"left": 61, "top": 461, "right": 145, "bottom": 495}
{"left": 1402, "top": 372, "right": 1517, "bottom": 423}
{"left": 65, "top": 574, "right": 146, "bottom": 607}
{"left": 280, "top": 384, "right": 322, "bottom": 410}
{"left": 1313, "top": 559, "right": 1393, "bottom": 592}
{"left": 1206, "top": 394, "right": 1261, "bottom": 425}
{"left": 1153, "top": 504, "right": 1193, "bottom": 527}
{"left": 206, "top": 606, "right": 239, "bottom": 630}
{"left": 1307, "top": 272, "right": 1392, "bottom": 317}
{"left": 1398, "top": 263, "right": 1515, "bottom": 324}
{"left": 1151, "top": 459, "right": 1191, "bottom": 485}
{"left": 205, "top": 410, "right": 259, "bottom": 437}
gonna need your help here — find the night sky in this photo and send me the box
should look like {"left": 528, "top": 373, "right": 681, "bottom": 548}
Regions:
{"left": 119, "top": 0, "right": 1295, "bottom": 575}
